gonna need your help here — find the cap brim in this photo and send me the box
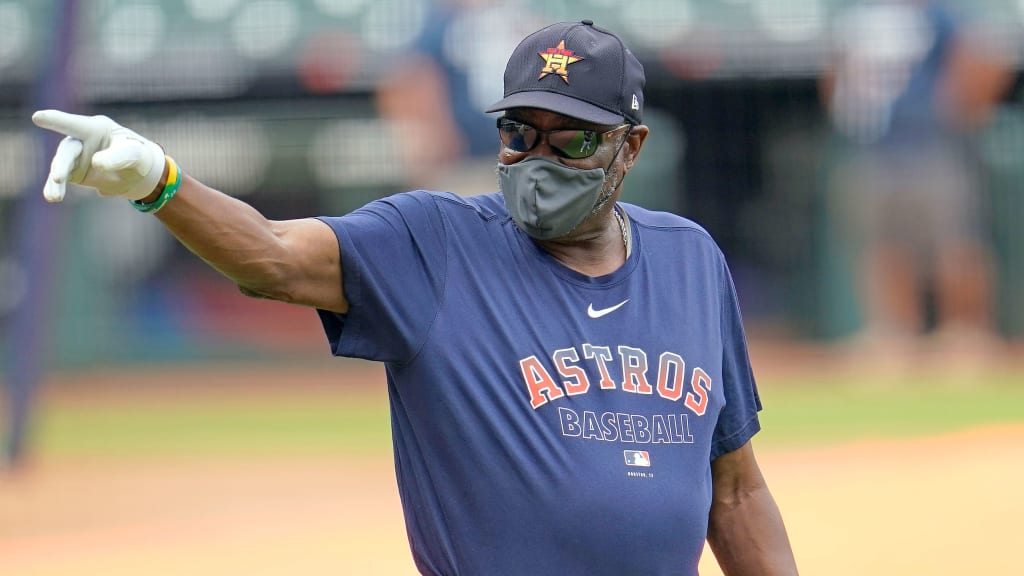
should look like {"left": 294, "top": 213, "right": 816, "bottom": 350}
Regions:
{"left": 486, "top": 91, "right": 624, "bottom": 126}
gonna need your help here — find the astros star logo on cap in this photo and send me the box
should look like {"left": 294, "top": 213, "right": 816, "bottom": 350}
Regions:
{"left": 538, "top": 40, "right": 582, "bottom": 84}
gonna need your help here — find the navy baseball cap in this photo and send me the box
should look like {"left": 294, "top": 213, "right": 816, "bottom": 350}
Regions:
{"left": 486, "top": 20, "right": 645, "bottom": 126}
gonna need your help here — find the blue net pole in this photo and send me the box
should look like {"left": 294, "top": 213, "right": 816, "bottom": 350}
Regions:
{"left": 4, "top": 0, "right": 80, "bottom": 468}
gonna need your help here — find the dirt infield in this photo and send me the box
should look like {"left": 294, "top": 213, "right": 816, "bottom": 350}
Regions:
{"left": 2, "top": 364, "right": 1022, "bottom": 575}
{"left": 703, "top": 424, "right": 1024, "bottom": 575}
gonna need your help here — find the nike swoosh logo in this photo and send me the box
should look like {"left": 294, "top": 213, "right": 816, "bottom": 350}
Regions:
{"left": 587, "top": 299, "right": 630, "bottom": 319}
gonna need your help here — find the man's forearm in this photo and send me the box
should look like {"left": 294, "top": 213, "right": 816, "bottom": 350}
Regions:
{"left": 707, "top": 483, "right": 798, "bottom": 575}
{"left": 149, "top": 173, "right": 346, "bottom": 311}
{"left": 153, "top": 175, "right": 299, "bottom": 298}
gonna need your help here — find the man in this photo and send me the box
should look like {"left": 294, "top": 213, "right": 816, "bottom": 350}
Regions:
{"left": 821, "top": 0, "right": 1010, "bottom": 354}
{"left": 33, "top": 20, "right": 797, "bottom": 576}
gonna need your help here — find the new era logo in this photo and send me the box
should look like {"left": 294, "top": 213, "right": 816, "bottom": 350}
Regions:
{"left": 624, "top": 450, "right": 650, "bottom": 467}
{"left": 631, "top": 94, "right": 640, "bottom": 111}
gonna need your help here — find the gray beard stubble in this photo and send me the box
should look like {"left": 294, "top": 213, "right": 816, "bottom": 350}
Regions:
{"left": 590, "top": 163, "right": 621, "bottom": 217}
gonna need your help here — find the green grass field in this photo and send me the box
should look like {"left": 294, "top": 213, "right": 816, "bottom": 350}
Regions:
{"left": 32, "top": 367, "right": 1024, "bottom": 461}
{"left": 759, "top": 370, "right": 1024, "bottom": 447}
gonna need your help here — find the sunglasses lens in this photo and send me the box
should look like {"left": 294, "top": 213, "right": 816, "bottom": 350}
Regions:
{"left": 498, "top": 120, "right": 536, "bottom": 152}
{"left": 497, "top": 119, "right": 605, "bottom": 159}
{"left": 550, "top": 129, "right": 598, "bottom": 159}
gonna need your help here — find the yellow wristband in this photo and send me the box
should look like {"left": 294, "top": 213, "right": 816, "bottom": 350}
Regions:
{"left": 131, "top": 156, "right": 181, "bottom": 214}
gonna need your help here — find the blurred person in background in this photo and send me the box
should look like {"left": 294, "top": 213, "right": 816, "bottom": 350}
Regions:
{"left": 821, "top": 0, "right": 1013, "bottom": 360}
{"left": 31, "top": 20, "right": 797, "bottom": 576}
{"left": 375, "top": 0, "right": 538, "bottom": 195}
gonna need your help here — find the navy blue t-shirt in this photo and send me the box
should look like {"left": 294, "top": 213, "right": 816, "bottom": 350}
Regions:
{"left": 317, "top": 191, "right": 761, "bottom": 576}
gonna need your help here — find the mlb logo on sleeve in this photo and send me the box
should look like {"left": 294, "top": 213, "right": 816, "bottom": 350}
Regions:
{"left": 623, "top": 450, "right": 651, "bottom": 467}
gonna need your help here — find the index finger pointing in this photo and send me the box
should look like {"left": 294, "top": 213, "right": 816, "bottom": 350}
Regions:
{"left": 32, "top": 109, "right": 100, "bottom": 140}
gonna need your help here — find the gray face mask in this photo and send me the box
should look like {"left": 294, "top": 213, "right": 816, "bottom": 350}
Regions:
{"left": 497, "top": 157, "right": 607, "bottom": 240}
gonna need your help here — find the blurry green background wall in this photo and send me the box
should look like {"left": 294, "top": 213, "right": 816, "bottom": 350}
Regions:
{"left": 1, "top": 0, "right": 1023, "bottom": 371}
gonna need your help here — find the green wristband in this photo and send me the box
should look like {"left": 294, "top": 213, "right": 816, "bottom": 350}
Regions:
{"left": 131, "top": 156, "right": 181, "bottom": 214}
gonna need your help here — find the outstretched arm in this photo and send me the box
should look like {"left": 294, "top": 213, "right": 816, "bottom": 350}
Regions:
{"left": 150, "top": 172, "right": 346, "bottom": 312}
{"left": 707, "top": 441, "right": 799, "bottom": 575}
{"left": 33, "top": 110, "right": 348, "bottom": 313}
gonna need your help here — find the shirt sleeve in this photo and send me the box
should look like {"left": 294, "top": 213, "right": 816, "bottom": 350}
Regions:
{"left": 315, "top": 191, "right": 448, "bottom": 363}
{"left": 709, "top": 253, "right": 763, "bottom": 460}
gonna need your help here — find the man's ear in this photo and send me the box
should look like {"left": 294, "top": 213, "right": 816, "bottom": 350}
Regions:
{"left": 623, "top": 125, "right": 649, "bottom": 171}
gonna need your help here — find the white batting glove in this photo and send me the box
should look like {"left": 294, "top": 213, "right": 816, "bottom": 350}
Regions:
{"left": 32, "top": 110, "right": 166, "bottom": 203}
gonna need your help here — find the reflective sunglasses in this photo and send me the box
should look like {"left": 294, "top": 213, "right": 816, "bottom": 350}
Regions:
{"left": 497, "top": 117, "right": 630, "bottom": 160}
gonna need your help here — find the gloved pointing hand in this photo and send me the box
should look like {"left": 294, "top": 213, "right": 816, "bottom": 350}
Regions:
{"left": 32, "top": 110, "right": 166, "bottom": 203}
